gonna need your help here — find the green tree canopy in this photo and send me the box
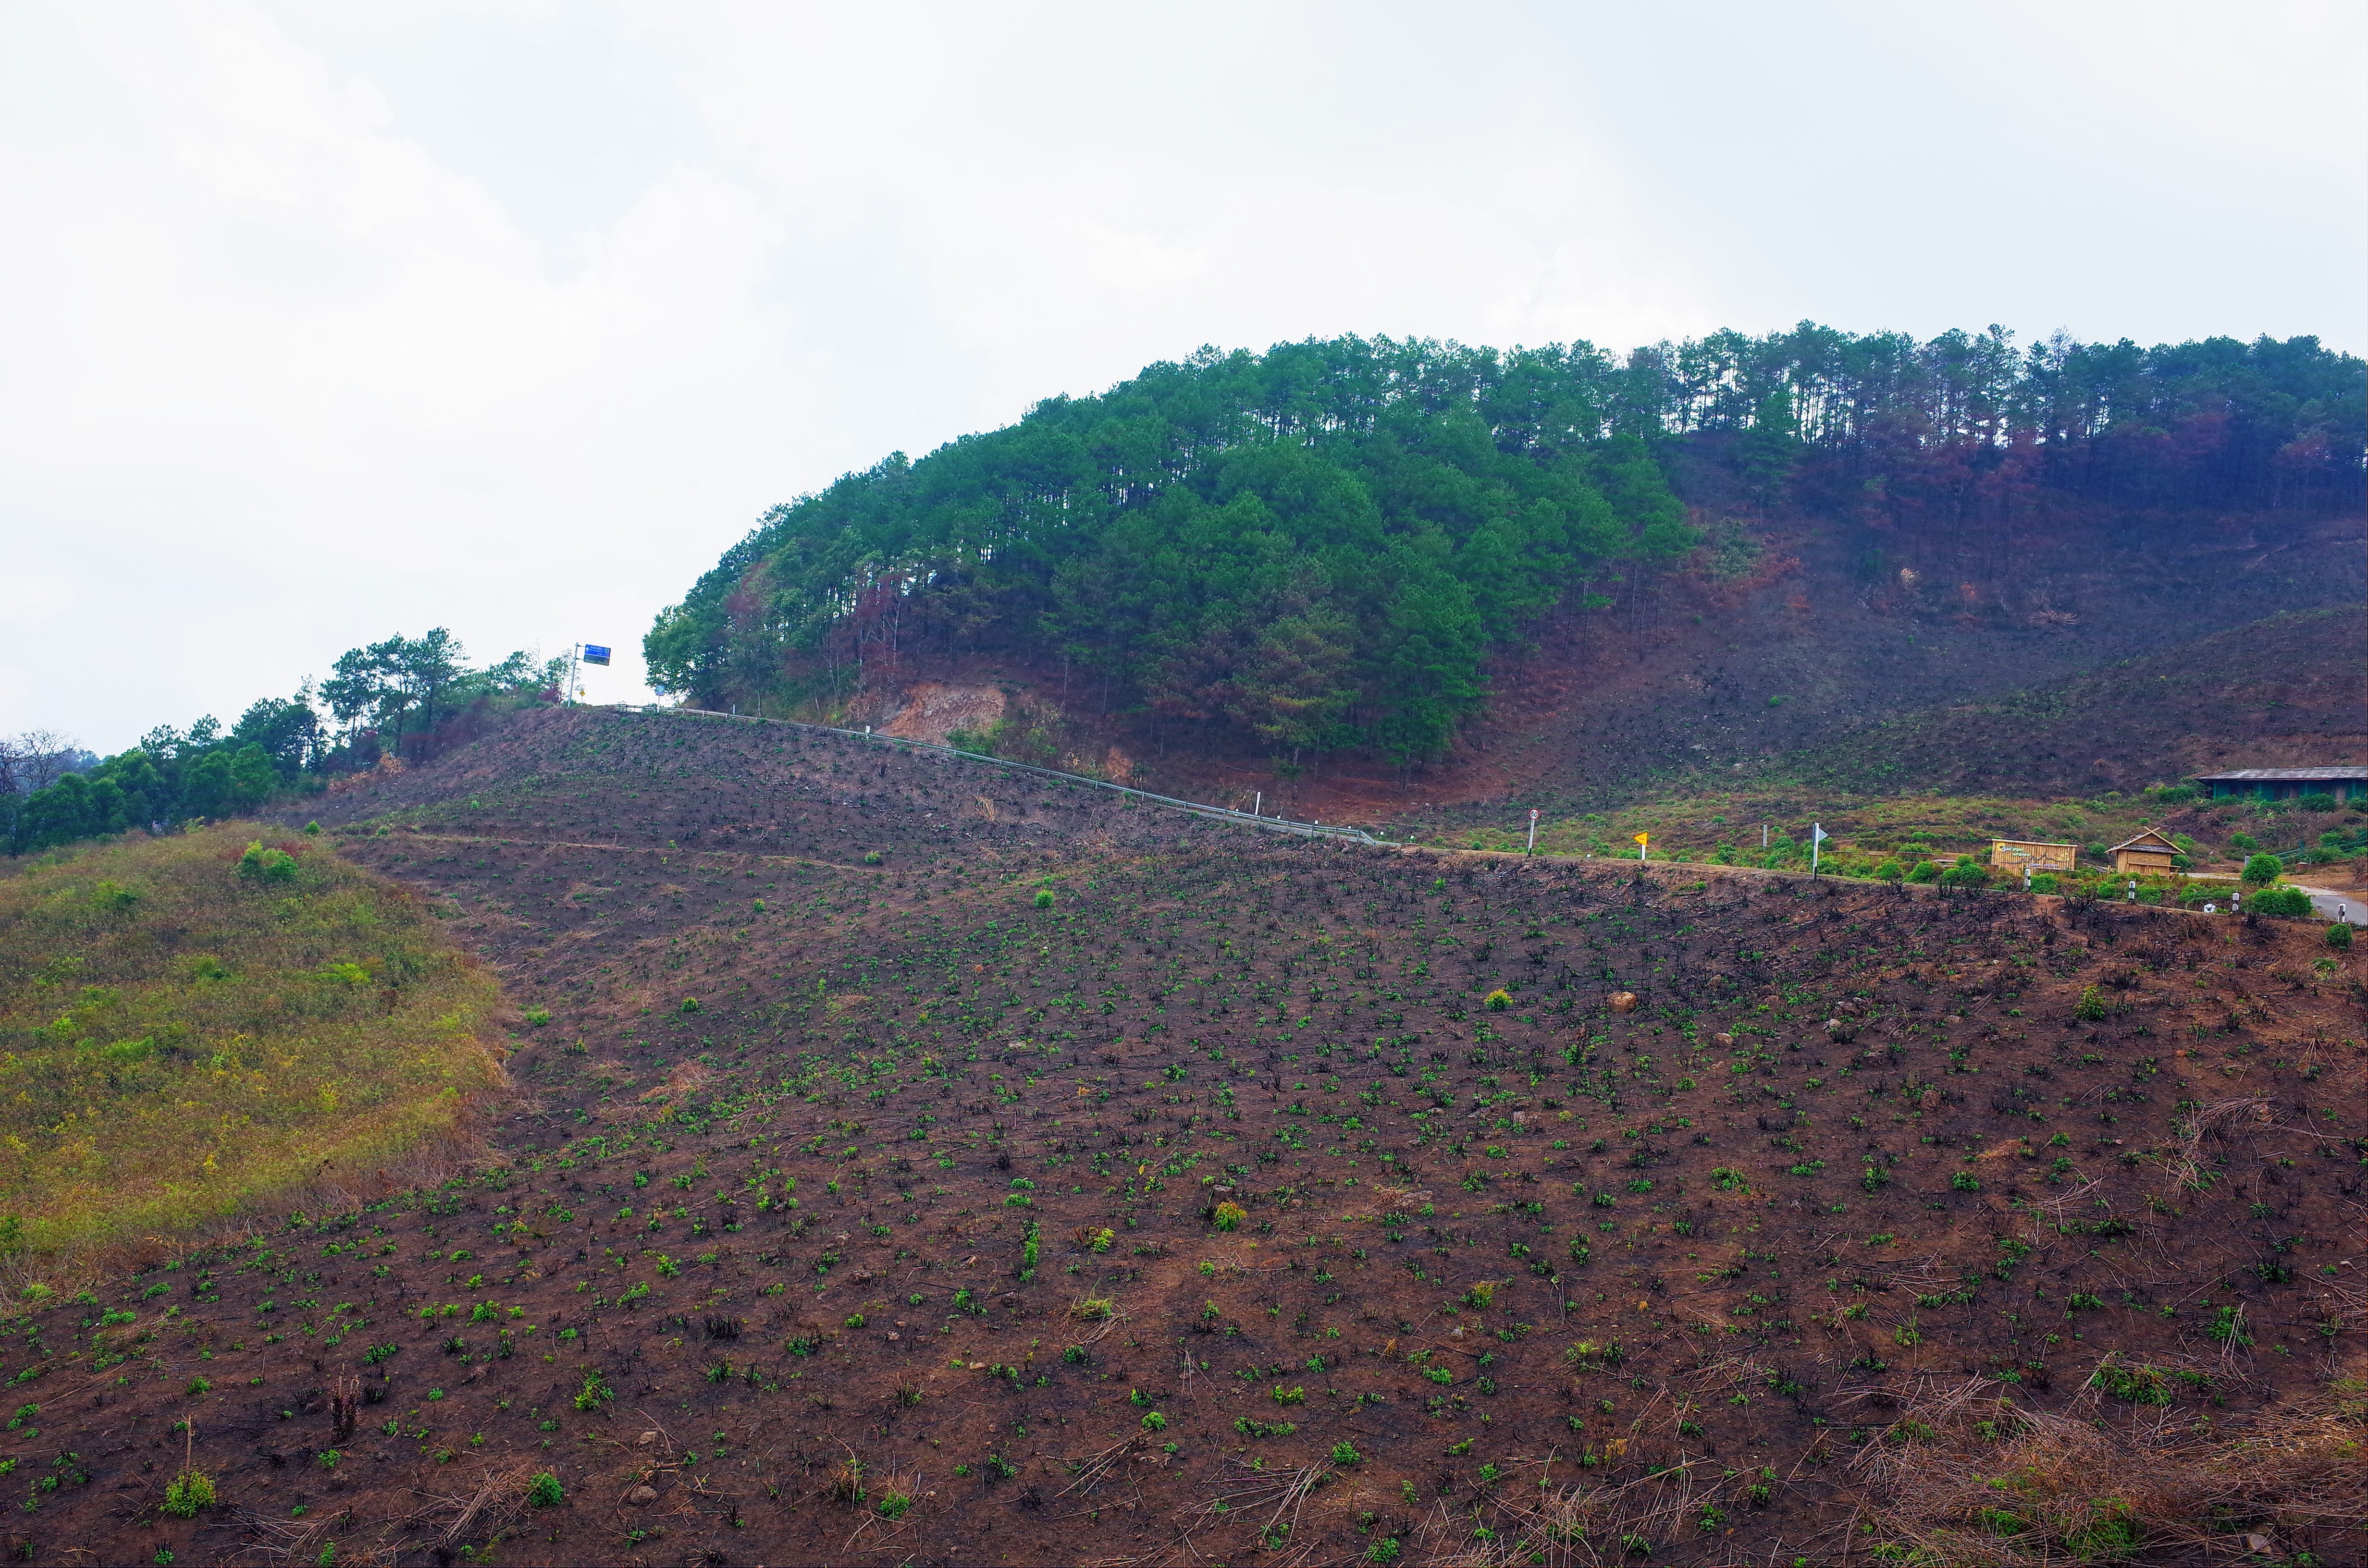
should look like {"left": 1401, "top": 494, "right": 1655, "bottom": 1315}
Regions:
{"left": 645, "top": 339, "right": 1696, "bottom": 761}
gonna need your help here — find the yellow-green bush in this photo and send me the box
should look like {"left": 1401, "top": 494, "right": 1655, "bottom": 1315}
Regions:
{"left": 0, "top": 824, "right": 503, "bottom": 1253}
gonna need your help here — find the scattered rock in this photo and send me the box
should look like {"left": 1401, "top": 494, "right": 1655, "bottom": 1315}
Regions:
{"left": 1609, "top": 992, "right": 1639, "bottom": 1013}
{"left": 636, "top": 1431, "right": 658, "bottom": 1446}
{"left": 1712, "top": 1032, "right": 1734, "bottom": 1048}
{"left": 626, "top": 1484, "right": 658, "bottom": 1506}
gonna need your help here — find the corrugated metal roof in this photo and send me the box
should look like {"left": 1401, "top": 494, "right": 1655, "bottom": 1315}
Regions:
{"left": 2192, "top": 767, "right": 2367, "bottom": 781}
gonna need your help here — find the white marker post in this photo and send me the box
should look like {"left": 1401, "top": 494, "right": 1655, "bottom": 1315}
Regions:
{"left": 1811, "top": 822, "right": 1828, "bottom": 876}
{"left": 1526, "top": 808, "right": 1539, "bottom": 857}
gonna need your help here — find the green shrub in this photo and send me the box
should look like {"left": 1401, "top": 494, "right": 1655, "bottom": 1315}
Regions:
{"left": 160, "top": 1467, "right": 216, "bottom": 1517}
{"left": 1949, "top": 1172, "right": 1981, "bottom": 1192}
{"left": 2248, "top": 886, "right": 2312, "bottom": 918}
{"left": 526, "top": 1470, "right": 565, "bottom": 1507}
{"left": 235, "top": 841, "right": 299, "bottom": 883}
{"left": 2103, "top": 1364, "right": 2169, "bottom": 1411}
{"left": 2063, "top": 1498, "right": 2140, "bottom": 1555}
{"left": 2072, "top": 986, "right": 2110, "bottom": 1021}
{"left": 2228, "top": 832, "right": 2260, "bottom": 853}
{"left": 2240, "top": 853, "right": 2283, "bottom": 886}
{"left": 1212, "top": 1200, "right": 1246, "bottom": 1231}
{"left": 2027, "top": 872, "right": 2058, "bottom": 894}
{"left": 1907, "top": 861, "right": 1940, "bottom": 883}
{"left": 572, "top": 1371, "right": 613, "bottom": 1412}
{"left": 2328, "top": 923, "right": 2354, "bottom": 950}
{"left": 2298, "top": 792, "right": 2339, "bottom": 812}
{"left": 1033, "top": 890, "right": 1054, "bottom": 909}
{"left": 1482, "top": 988, "right": 1513, "bottom": 1011}
{"left": 1875, "top": 860, "right": 1905, "bottom": 882}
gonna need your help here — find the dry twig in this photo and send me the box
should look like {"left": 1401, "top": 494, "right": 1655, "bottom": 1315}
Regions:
{"left": 404, "top": 1461, "right": 534, "bottom": 1551}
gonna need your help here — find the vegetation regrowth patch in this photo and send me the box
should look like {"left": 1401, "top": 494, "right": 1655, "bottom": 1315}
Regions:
{"left": 0, "top": 824, "right": 504, "bottom": 1253}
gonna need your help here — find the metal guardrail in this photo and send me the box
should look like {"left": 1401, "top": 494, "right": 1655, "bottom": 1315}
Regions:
{"left": 651, "top": 706, "right": 1390, "bottom": 847}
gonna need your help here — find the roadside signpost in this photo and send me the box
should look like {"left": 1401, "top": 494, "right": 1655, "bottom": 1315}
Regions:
{"left": 1527, "top": 808, "right": 1539, "bottom": 856}
{"left": 565, "top": 641, "right": 610, "bottom": 704}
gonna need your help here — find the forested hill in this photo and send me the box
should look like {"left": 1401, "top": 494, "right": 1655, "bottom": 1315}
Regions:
{"left": 646, "top": 329, "right": 2366, "bottom": 764}
{"left": 649, "top": 345, "right": 1701, "bottom": 761}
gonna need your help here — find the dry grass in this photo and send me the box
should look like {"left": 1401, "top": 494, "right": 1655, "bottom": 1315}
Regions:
{"left": 0, "top": 823, "right": 505, "bottom": 1255}
{"left": 1843, "top": 1360, "right": 2368, "bottom": 1564}
{"left": 827, "top": 1449, "right": 869, "bottom": 1504}
{"left": 1409, "top": 1458, "right": 1721, "bottom": 1568}
{"left": 2168, "top": 1094, "right": 2275, "bottom": 1190}
{"left": 400, "top": 1459, "right": 537, "bottom": 1551}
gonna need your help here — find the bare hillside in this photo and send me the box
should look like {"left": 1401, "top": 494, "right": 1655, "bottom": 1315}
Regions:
{"left": 6, "top": 707, "right": 2359, "bottom": 1566}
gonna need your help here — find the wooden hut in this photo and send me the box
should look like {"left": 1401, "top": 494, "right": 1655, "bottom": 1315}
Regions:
{"left": 2108, "top": 828, "right": 2181, "bottom": 877}
{"left": 1989, "top": 839, "right": 2075, "bottom": 873}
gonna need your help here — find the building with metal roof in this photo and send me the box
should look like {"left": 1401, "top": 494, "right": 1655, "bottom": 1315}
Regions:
{"left": 2193, "top": 767, "right": 2366, "bottom": 803}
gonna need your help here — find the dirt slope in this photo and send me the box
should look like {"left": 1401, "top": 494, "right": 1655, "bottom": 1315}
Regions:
{"left": 6, "top": 707, "right": 2363, "bottom": 1566}
{"left": 1769, "top": 604, "right": 2367, "bottom": 798}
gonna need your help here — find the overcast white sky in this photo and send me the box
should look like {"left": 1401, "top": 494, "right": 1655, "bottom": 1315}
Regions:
{"left": 4, "top": 0, "right": 2362, "bottom": 753}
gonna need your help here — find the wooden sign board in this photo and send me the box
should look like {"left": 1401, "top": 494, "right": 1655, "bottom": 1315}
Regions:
{"left": 1990, "top": 839, "right": 2076, "bottom": 872}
